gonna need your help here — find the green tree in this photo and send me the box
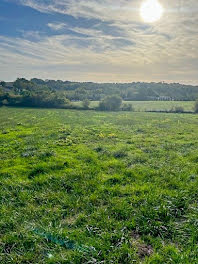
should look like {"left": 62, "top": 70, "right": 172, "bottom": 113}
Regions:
{"left": 0, "top": 81, "right": 6, "bottom": 87}
{"left": 10, "top": 78, "right": 71, "bottom": 108}
{"left": 0, "top": 87, "right": 9, "bottom": 107}
{"left": 99, "top": 95, "right": 122, "bottom": 111}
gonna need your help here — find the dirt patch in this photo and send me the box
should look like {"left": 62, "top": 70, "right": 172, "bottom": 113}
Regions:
{"left": 130, "top": 231, "right": 154, "bottom": 258}
{"left": 137, "top": 244, "right": 153, "bottom": 258}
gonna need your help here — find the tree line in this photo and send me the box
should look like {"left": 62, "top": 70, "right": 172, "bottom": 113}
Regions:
{"left": 30, "top": 78, "right": 198, "bottom": 101}
{"left": 0, "top": 79, "right": 70, "bottom": 108}
{"left": 0, "top": 78, "right": 198, "bottom": 111}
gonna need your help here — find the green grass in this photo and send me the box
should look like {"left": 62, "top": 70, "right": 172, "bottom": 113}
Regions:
{"left": 73, "top": 101, "right": 195, "bottom": 112}
{"left": 0, "top": 107, "right": 198, "bottom": 263}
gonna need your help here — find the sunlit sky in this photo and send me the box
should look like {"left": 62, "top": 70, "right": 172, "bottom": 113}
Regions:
{"left": 0, "top": 0, "right": 198, "bottom": 84}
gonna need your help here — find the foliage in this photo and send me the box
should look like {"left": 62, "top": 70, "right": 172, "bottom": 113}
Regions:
{"left": 0, "top": 86, "right": 8, "bottom": 106}
{"left": 72, "top": 100, "right": 195, "bottom": 112}
{"left": 82, "top": 99, "right": 90, "bottom": 109}
{"left": 194, "top": 100, "right": 198, "bottom": 113}
{"left": 121, "top": 103, "right": 134, "bottom": 111}
{"left": 0, "top": 81, "right": 6, "bottom": 87}
{"left": 170, "top": 106, "right": 185, "bottom": 113}
{"left": 98, "top": 95, "right": 122, "bottom": 111}
{"left": 31, "top": 78, "right": 198, "bottom": 101}
{"left": 1, "top": 78, "right": 198, "bottom": 103}
{"left": 0, "top": 78, "right": 71, "bottom": 108}
{"left": 0, "top": 78, "right": 196, "bottom": 113}
{"left": 1, "top": 78, "right": 198, "bottom": 109}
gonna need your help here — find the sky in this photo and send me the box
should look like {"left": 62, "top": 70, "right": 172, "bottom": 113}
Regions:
{"left": 0, "top": 0, "right": 198, "bottom": 84}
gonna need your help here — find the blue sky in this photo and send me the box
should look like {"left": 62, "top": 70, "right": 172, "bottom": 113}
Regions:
{"left": 0, "top": 0, "right": 198, "bottom": 84}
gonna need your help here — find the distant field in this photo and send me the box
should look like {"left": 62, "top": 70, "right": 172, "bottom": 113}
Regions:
{"left": 0, "top": 107, "right": 198, "bottom": 263}
{"left": 73, "top": 101, "right": 195, "bottom": 112}
{"left": 125, "top": 101, "right": 195, "bottom": 112}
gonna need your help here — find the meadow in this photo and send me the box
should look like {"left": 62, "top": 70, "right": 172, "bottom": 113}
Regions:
{"left": 0, "top": 107, "right": 198, "bottom": 263}
{"left": 72, "top": 101, "right": 195, "bottom": 112}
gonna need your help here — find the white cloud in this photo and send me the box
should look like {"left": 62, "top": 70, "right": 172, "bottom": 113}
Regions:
{"left": 18, "top": 0, "right": 198, "bottom": 24}
{"left": 47, "top": 22, "right": 67, "bottom": 31}
{"left": 19, "top": 0, "right": 140, "bottom": 22}
{"left": 1, "top": 0, "right": 198, "bottom": 83}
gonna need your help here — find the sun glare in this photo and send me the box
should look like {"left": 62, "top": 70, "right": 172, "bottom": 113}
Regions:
{"left": 140, "top": 0, "right": 164, "bottom": 23}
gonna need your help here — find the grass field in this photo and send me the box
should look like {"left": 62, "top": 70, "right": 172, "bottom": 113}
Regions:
{"left": 0, "top": 107, "right": 198, "bottom": 263}
{"left": 73, "top": 101, "right": 195, "bottom": 112}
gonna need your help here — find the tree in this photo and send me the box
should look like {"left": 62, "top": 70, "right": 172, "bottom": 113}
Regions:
{"left": 0, "top": 81, "right": 6, "bottom": 87}
{"left": 0, "top": 87, "right": 9, "bottom": 107}
{"left": 8, "top": 78, "right": 71, "bottom": 108}
{"left": 98, "top": 95, "right": 122, "bottom": 111}
{"left": 194, "top": 100, "right": 198, "bottom": 113}
{"left": 82, "top": 99, "right": 90, "bottom": 109}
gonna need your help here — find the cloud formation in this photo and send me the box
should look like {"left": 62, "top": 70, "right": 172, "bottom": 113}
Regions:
{"left": 0, "top": 0, "right": 198, "bottom": 84}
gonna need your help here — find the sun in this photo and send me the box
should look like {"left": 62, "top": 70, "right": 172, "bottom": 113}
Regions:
{"left": 140, "top": 0, "right": 164, "bottom": 23}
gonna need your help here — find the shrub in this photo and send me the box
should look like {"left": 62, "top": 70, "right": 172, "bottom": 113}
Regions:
{"left": 170, "top": 106, "right": 184, "bottom": 113}
{"left": 174, "top": 106, "right": 184, "bottom": 113}
{"left": 194, "top": 100, "right": 198, "bottom": 113}
{"left": 2, "top": 99, "right": 9, "bottom": 106}
{"left": 98, "top": 95, "right": 122, "bottom": 111}
{"left": 121, "top": 103, "right": 134, "bottom": 111}
{"left": 0, "top": 81, "right": 6, "bottom": 87}
{"left": 82, "top": 99, "right": 90, "bottom": 109}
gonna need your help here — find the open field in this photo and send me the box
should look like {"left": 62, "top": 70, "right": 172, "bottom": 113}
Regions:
{"left": 73, "top": 101, "right": 195, "bottom": 112}
{"left": 0, "top": 107, "right": 198, "bottom": 263}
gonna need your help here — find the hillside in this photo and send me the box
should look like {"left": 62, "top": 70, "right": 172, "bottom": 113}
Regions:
{"left": 31, "top": 79, "right": 198, "bottom": 101}
{"left": 1, "top": 79, "right": 198, "bottom": 103}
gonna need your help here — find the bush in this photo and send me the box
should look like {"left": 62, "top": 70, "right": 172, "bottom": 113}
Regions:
{"left": 98, "top": 95, "right": 122, "bottom": 111}
{"left": 121, "top": 103, "right": 134, "bottom": 111}
{"left": 194, "top": 100, "right": 198, "bottom": 113}
{"left": 0, "top": 81, "right": 6, "bottom": 87}
{"left": 82, "top": 99, "right": 90, "bottom": 109}
{"left": 174, "top": 106, "right": 184, "bottom": 113}
{"left": 2, "top": 99, "right": 9, "bottom": 106}
{"left": 170, "top": 106, "right": 184, "bottom": 113}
